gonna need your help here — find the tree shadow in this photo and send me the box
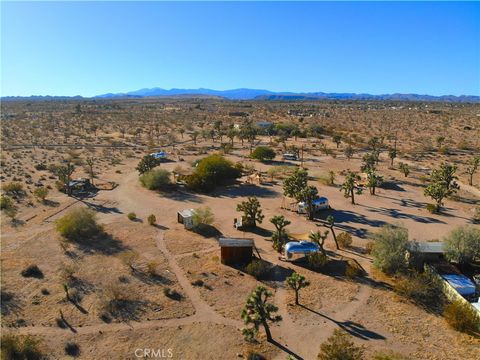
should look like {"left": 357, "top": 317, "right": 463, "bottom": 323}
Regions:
{"left": 361, "top": 204, "right": 445, "bottom": 224}
{"left": 214, "top": 183, "right": 278, "bottom": 199}
{"left": 131, "top": 270, "right": 174, "bottom": 286}
{"left": 57, "top": 316, "right": 77, "bottom": 333}
{"left": 268, "top": 338, "right": 304, "bottom": 360}
{"left": 80, "top": 200, "right": 123, "bottom": 214}
{"left": 75, "top": 233, "right": 129, "bottom": 255}
{"left": 43, "top": 199, "right": 60, "bottom": 207}
{"left": 153, "top": 224, "right": 169, "bottom": 230}
{"left": 160, "top": 189, "right": 203, "bottom": 203}
{"left": 192, "top": 224, "right": 222, "bottom": 238}
{"left": 299, "top": 305, "right": 386, "bottom": 340}
{"left": 240, "top": 226, "right": 273, "bottom": 238}
{"left": 379, "top": 181, "right": 405, "bottom": 192}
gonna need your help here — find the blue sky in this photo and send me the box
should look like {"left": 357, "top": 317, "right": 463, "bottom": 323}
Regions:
{"left": 1, "top": 1, "right": 479, "bottom": 97}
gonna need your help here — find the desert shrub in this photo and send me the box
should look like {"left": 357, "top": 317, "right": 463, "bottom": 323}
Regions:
{"left": 251, "top": 146, "right": 276, "bottom": 162}
{"left": 426, "top": 203, "right": 437, "bottom": 213}
{"left": 345, "top": 262, "right": 362, "bottom": 278}
{"left": 307, "top": 252, "right": 328, "bottom": 269}
{"left": 139, "top": 169, "right": 171, "bottom": 190}
{"left": 317, "top": 329, "right": 365, "bottom": 360}
{"left": 0, "top": 195, "right": 17, "bottom": 219}
{"left": 337, "top": 232, "right": 353, "bottom": 248}
{"left": 163, "top": 287, "right": 183, "bottom": 301}
{"left": 473, "top": 206, "right": 480, "bottom": 223}
{"left": 192, "top": 206, "right": 214, "bottom": 228}
{"left": 34, "top": 163, "right": 47, "bottom": 171}
{"left": 1, "top": 334, "right": 44, "bottom": 360}
{"left": 245, "top": 259, "right": 269, "bottom": 279}
{"left": 191, "top": 279, "right": 204, "bottom": 287}
{"left": 64, "top": 342, "right": 80, "bottom": 357}
{"left": 444, "top": 225, "right": 480, "bottom": 266}
{"left": 21, "top": 264, "right": 44, "bottom": 279}
{"left": 127, "top": 212, "right": 136, "bottom": 221}
{"left": 100, "top": 283, "right": 140, "bottom": 320}
{"left": 394, "top": 271, "right": 445, "bottom": 312}
{"left": 3, "top": 182, "right": 24, "bottom": 196}
{"left": 246, "top": 352, "right": 266, "bottom": 360}
{"left": 371, "top": 224, "right": 409, "bottom": 274}
{"left": 56, "top": 208, "right": 103, "bottom": 242}
{"left": 365, "top": 241, "right": 375, "bottom": 254}
{"left": 146, "top": 261, "right": 158, "bottom": 277}
{"left": 147, "top": 214, "right": 156, "bottom": 226}
{"left": 443, "top": 300, "right": 480, "bottom": 334}
{"left": 33, "top": 187, "right": 49, "bottom": 201}
{"left": 187, "top": 154, "right": 241, "bottom": 192}
{"left": 372, "top": 351, "right": 409, "bottom": 360}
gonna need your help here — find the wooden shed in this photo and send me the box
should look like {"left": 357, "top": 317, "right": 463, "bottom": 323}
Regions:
{"left": 219, "top": 237, "right": 254, "bottom": 265}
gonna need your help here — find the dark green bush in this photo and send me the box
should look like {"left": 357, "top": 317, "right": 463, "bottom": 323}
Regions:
{"left": 187, "top": 154, "right": 241, "bottom": 192}
{"left": 443, "top": 300, "right": 480, "bottom": 334}
{"left": 56, "top": 208, "right": 103, "bottom": 242}
{"left": 251, "top": 146, "right": 276, "bottom": 162}
{"left": 245, "top": 259, "right": 269, "bottom": 279}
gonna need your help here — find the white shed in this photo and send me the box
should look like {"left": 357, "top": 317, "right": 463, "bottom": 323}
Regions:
{"left": 178, "top": 209, "right": 195, "bottom": 230}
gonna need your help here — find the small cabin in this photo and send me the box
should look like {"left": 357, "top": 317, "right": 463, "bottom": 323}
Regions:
{"left": 407, "top": 241, "right": 445, "bottom": 268}
{"left": 284, "top": 241, "right": 320, "bottom": 261}
{"left": 177, "top": 209, "right": 195, "bottom": 230}
{"left": 219, "top": 237, "right": 254, "bottom": 265}
{"left": 298, "top": 197, "right": 329, "bottom": 214}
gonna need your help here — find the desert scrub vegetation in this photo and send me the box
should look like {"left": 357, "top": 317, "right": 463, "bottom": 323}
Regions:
{"left": 317, "top": 329, "right": 365, "bottom": 360}
{"left": 186, "top": 154, "right": 241, "bottom": 192}
{"left": 139, "top": 168, "right": 171, "bottom": 190}
{"left": 21, "top": 264, "right": 44, "bottom": 279}
{"left": 336, "top": 231, "right": 353, "bottom": 248}
{"left": 245, "top": 259, "right": 269, "bottom": 280}
{"left": 394, "top": 271, "right": 445, "bottom": 312}
{"left": 371, "top": 224, "right": 409, "bottom": 275}
{"left": 251, "top": 146, "right": 276, "bottom": 162}
{"left": 443, "top": 225, "right": 480, "bottom": 267}
{"left": 147, "top": 214, "right": 156, "bottom": 226}
{"left": 127, "top": 212, "right": 137, "bottom": 221}
{"left": 99, "top": 282, "right": 144, "bottom": 322}
{"left": 56, "top": 207, "right": 103, "bottom": 242}
{"left": 443, "top": 300, "right": 480, "bottom": 334}
{"left": 1, "top": 334, "right": 44, "bottom": 360}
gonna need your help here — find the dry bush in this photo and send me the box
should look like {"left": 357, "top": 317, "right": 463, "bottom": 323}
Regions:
{"left": 1, "top": 334, "right": 44, "bottom": 360}
{"left": 337, "top": 232, "right": 353, "bottom": 248}
{"left": 443, "top": 300, "right": 480, "bottom": 334}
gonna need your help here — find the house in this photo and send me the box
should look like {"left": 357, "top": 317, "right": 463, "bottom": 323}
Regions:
{"left": 64, "top": 178, "right": 93, "bottom": 194}
{"left": 284, "top": 241, "right": 320, "bottom": 261}
{"left": 298, "top": 197, "right": 329, "bottom": 214}
{"left": 177, "top": 209, "right": 195, "bottom": 230}
{"left": 219, "top": 237, "right": 254, "bottom": 265}
{"left": 407, "top": 241, "right": 445, "bottom": 268}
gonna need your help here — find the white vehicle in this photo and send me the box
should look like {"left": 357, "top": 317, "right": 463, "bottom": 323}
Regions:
{"left": 283, "top": 153, "right": 298, "bottom": 161}
{"left": 298, "top": 197, "right": 329, "bottom": 214}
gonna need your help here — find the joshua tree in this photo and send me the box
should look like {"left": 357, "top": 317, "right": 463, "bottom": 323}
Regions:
{"left": 270, "top": 215, "right": 291, "bottom": 252}
{"left": 340, "top": 171, "right": 362, "bottom": 205}
{"left": 190, "top": 130, "right": 199, "bottom": 145}
{"left": 236, "top": 197, "right": 264, "bottom": 228}
{"left": 85, "top": 157, "right": 95, "bottom": 185}
{"left": 136, "top": 154, "right": 160, "bottom": 174}
{"left": 361, "top": 153, "right": 377, "bottom": 173}
{"left": 283, "top": 168, "right": 308, "bottom": 201}
{"left": 333, "top": 134, "right": 342, "bottom": 148}
{"left": 388, "top": 148, "right": 397, "bottom": 167}
{"left": 466, "top": 155, "right": 480, "bottom": 186}
{"left": 309, "top": 230, "right": 329, "bottom": 256}
{"left": 432, "top": 163, "right": 459, "bottom": 192}
{"left": 366, "top": 169, "right": 383, "bottom": 195}
{"left": 241, "top": 286, "right": 282, "bottom": 342}
{"left": 325, "top": 215, "right": 339, "bottom": 250}
{"left": 286, "top": 272, "right": 310, "bottom": 305}
{"left": 399, "top": 162, "right": 410, "bottom": 177}
{"left": 344, "top": 145, "right": 354, "bottom": 161}
{"left": 328, "top": 170, "right": 336, "bottom": 185}
{"left": 299, "top": 185, "right": 319, "bottom": 220}
{"left": 179, "top": 128, "right": 185, "bottom": 139}
{"left": 57, "top": 162, "right": 75, "bottom": 196}
{"left": 227, "top": 128, "right": 237, "bottom": 146}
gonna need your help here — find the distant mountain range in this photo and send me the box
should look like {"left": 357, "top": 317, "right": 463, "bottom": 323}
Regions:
{"left": 3, "top": 88, "right": 479, "bottom": 102}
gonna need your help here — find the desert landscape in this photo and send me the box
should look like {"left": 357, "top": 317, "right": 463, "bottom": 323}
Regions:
{"left": 1, "top": 97, "right": 479, "bottom": 359}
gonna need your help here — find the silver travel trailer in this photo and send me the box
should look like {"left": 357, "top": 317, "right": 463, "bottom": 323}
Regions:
{"left": 284, "top": 241, "right": 320, "bottom": 261}
{"left": 297, "top": 197, "right": 329, "bottom": 214}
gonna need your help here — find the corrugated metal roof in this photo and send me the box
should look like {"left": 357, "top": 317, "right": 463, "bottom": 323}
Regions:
{"left": 219, "top": 237, "right": 254, "bottom": 247}
{"left": 178, "top": 209, "right": 194, "bottom": 218}
{"left": 409, "top": 241, "right": 445, "bottom": 254}
{"left": 441, "top": 274, "right": 476, "bottom": 296}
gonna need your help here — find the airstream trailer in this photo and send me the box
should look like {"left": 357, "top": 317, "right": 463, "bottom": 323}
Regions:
{"left": 284, "top": 241, "right": 320, "bottom": 261}
{"left": 298, "top": 197, "right": 329, "bottom": 214}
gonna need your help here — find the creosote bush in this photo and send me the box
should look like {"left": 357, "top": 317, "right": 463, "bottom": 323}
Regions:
{"left": 147, "top": 214, "right": 156, "bottom": 226}
{"left": 139, "top": 169, "right": 171, "bottom": 190}
{"left": 337, "top": 232, "right": 353, "bottom": 248}
{"left": 394, "top": 271, "right": 445, "bottom": 312}
{"left": 307, "top": 252, "right": 328, "bottom": 269}
{"left": 56, "top": 208, "right": 103, "bottom": 242}
{"left": 317, "top": 329, "right": 365, "bottom": 360}
{"left": 443, "top": 300, "right": 480, "bottom": 334}
{"left": 1, "top": 334, "right": 44, "bottom": 360}
{"left": 245, "top": 259, "right": 269, "bottom": 279}
{"left": 127, "top": 212, "right": 136, "bottom": 221}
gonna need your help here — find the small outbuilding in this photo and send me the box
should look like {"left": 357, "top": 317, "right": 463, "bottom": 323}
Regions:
{"left": 177, "top": 209, "right": 195, "bottom": 230}
{"left": 219, "top": 237, "right": 254, "bottom": 265}
{"left": 150, "top": 151, "right": 167, "bottom": 160}
{"left": 284, "top": 241, "right": 320, "bottom": 261}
